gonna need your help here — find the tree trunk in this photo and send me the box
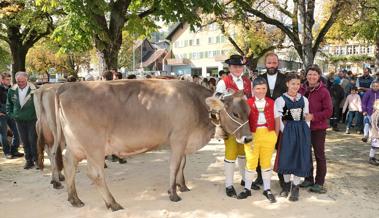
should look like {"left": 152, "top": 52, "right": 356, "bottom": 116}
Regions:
{"left": 375, "top": 37, "right": 379, "bottom": 72}
{"left": 9, "top": 45, "right": 27, "bottom": 83}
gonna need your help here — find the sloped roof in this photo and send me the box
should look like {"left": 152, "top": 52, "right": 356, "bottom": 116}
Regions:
{"left": 142, "top": 49, "right": 167, "bottom": 67}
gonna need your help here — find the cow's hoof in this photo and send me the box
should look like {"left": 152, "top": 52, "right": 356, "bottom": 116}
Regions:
{"left": 52, "top": 181, "right": 64, "bottom": 189}
{"left": 59, "top": 174, "right": 65, "bottom": 181}
{"left": 107, "top": 202, "right": 124, "bottom": 211}
{"left": 169, "top": 194, "right": 182, "bottom": 202}
{"left": 178, "top": 185, "right": 190, "bottom": 192}
{"left": 69, "top": 197, "right": 85, "bottom": 208}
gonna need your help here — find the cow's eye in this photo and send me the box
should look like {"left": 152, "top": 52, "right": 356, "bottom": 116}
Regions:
{"left": 233, "top": 112, "right": 239, "bottom": 118}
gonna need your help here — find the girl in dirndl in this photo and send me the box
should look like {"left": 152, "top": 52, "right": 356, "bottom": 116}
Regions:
{"left": 369, "top": 99, "right": 379, "bottom": 166}
{"left": 274, "top": 73, "right": 312, "bottom": 201}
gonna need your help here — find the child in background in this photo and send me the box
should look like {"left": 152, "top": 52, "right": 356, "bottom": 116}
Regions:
{"left": 368, "top": 100, "right": 379, "bottom": 166}
{"left": 342, "top": 87, "right": 362, "bottom": 134}
{"left": 274, "top": 73, "right": 312, "bottom": 202}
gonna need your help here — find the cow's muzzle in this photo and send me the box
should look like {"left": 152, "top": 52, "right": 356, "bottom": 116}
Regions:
{"left": 236, "top": 135, "right": 253, "bottom": 144}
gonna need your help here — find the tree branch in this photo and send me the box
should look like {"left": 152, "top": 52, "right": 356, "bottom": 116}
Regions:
{"left": 220, "top": 23, "right": 244, "bottom": 55}
{"left": 236, "top": 0, "right": 301, "bottom": 55}
{"left": 312, "top": 1, "right": 345, "bottom": 56}
{"left": 267, "top": 0, "right": 293, "bottom": 18}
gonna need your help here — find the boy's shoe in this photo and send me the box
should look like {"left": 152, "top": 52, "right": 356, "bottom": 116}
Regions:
{"left": 309, "top": 184, "right": 327, "bottom": 194}
{"left": 226, "top": 186, "right": 237, "bottom": 198}
{"left": 263, "top": 189, "right": 276, "bottom": 203}
{"left": 345, "top": 129, "right": 350, "bottom": 134}
{"left": 237, "top": 188, "right": 251, "bottom": 199}
{"left": 362, "top": 137, "right": 368, "bottom": 143}
{"left": 240, "top": 179, "right": 260, "bottom": 190}
{"left": 369, "top": 157, "right": 379, "bottom": 166}
{"left": 299, "top": 180, "right": 314, "bottom": 188}
{"left": 289, "top": 184, "right": 299, "bottom": 201}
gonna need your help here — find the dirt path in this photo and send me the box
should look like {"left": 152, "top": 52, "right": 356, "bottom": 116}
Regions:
{"left": 0, "top": 129, "right": 378, "bottom": 218}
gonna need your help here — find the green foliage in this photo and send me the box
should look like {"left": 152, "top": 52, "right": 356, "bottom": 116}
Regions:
{"left": 0, "top": 41, "right": 11, "bottom": 72}
{"left": 26, "top": 38, "right": 90, "bottom": 76}
{"left": 326, "top": 0, "right": 379, "bottom": 43}
{"left": 328, "top": 54, "right": 374, "bottom": 63}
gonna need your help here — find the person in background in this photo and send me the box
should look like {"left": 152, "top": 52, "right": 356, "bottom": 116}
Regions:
{"left": 218, "top": 70, "right": 227, "bottom": 80}
{"left": 368, "top": 99, "right": 379, "bottom": 166}
{"left": 342, "top": 87, "right": 362, "bottom": 134}
{"left": 114, "top": 72, "right": 123, "bottom": 80}
{"left": 361, "top": 80, "right": 379, "bottom": 143}
{"left": 328, "top": 77, "right": 345, "bottom": 131}
{"left": 127, "top": 74, "right": 137, "bottom": 79}
{"left": 66, "top": 75, "right": 77, "bottom": 82}
{"left": 6, "top": 72, "right": 38, "bottom": 169}
{"left": 0, "top": 72, "right": 22, "bottom": 159}
{"left": 192, "top": 74, "right": 201, "bottom": 84}
{"left": 208, "top": 78, "right": 216, "bottom": 92}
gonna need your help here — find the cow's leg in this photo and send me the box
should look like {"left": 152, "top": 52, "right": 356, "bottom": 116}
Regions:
{"left": 48, "top": 145, "right": 64, "bottom": 189}
{"left": 64, "top": 149, "right": 84, "bottom": 208}
{"left": 168, "top": 144, "right": 185, "bottom": 202}
{"left": 176, "top": 155, "right": 190, "bottom": 192}
{"left": 86, "top": 155, "right": 123, "bottom": 211}
{"left": 56, "top": 146, "right": 65, "bottom": 181}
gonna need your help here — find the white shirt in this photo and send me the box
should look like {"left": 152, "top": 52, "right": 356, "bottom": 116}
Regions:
{"left": 215, "top": 74, "right": 245, "bottom": 94}
{"left": 255, "top": 97, "right": 267, "bottom": 125}
{"left": 274, "top": 93, "right": 310, "bottom": 132}
{"left": 267, "top": 74, "right": 278, "bottom": 97}
{"left": 18, "top": 84, "right": 30, "bottom": 107}
{"left": 343, "top": 93, "right": 362, "bottom": 113}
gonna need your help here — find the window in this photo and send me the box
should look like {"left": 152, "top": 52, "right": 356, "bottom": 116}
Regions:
{"left": 367, "top": 46, "right": 371, "bottom": 53}
{"left": 189, "top": 39, "right": 193, "bottom": 46}
{"left": 216, "top": 36, "right": 220, "bottom": 43}
{"left": 221, "top": 35, "right": 226, "bottom": 43}
{"left": 192, "top": 52, "right": 198, "bottom": 59}
{"left": 199, "top": 52, "right": 204, "bottom": 59}
{"left": 360, "top": 46, "right": 366, "bottom": 54}
{"left": 196, "top": 39, "right": 200, "bottom": 45}
{"left": 184, "top": 40, "right": 188, "bottom": 47}
{"left": 347, "top": 45, "right": 352, "bottom": 55}
{"left": 208, "top": 37, "right": 212, "bottom": 44}
{"left": 353, "top": 45, "right": 358, "bottom": 54}
{"left": 208, "top": 51, "right": 214, "bottom": 57}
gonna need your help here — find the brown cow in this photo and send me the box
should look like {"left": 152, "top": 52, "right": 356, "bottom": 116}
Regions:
{"left": 34, "top": 83, "right": 65, "bottom": 188}
{"left": 55, "top": 79, "right": 252, "bottom": 211}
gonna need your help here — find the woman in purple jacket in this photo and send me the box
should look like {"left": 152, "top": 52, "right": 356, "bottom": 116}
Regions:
{"left": 299, "top": 64, "right": 333, "bottom": 193}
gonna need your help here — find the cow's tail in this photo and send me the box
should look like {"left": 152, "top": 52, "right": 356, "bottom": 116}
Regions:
{"left": 34, "top": 89, "right": 45, "bottom": 170}
{"left": 54, "top": 86, "right": 65, "bottom": 166}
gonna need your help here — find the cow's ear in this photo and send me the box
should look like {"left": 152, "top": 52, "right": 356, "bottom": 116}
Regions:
{"left": 206, "top": 97, "right": 224, "bottom": 111}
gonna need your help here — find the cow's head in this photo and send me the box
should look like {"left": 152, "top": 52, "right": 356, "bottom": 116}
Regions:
{"left": 206, "top": 90, "right": 252, "bottom": 144}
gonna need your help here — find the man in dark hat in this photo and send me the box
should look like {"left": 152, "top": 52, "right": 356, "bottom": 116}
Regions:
{"left": 215, "top": 54, "right": 252, "bottom": 198}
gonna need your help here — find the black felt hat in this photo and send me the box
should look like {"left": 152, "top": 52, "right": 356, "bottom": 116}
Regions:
{"left": 225, "top": 54, "right": 246, "bottom": 66}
